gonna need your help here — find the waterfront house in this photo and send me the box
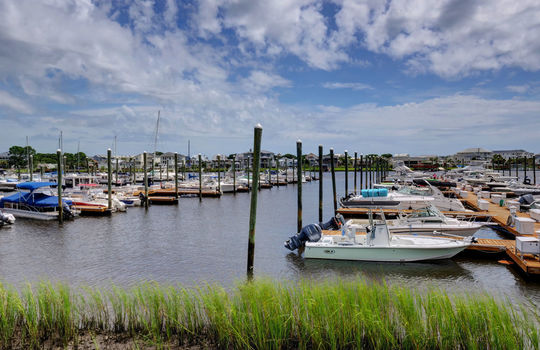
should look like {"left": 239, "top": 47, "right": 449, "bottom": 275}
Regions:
{"left": 454, "top": 147, "right": 492, "bottom": 164}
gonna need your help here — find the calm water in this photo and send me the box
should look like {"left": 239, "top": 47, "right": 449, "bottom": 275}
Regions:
{"left": 0, "top": 172, "right": 539, "bottom": 307}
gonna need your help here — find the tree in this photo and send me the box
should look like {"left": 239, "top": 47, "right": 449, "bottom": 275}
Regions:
{"left": 9, "top": 145, "right": 35, "bottom": 169}
{"left": 381, "top": 153, "right": 392, "bottom": 158}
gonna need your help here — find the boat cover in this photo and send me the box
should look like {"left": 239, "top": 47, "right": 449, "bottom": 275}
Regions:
{"left": 16, "top": 182, "right": 57, "bottom": 190}
{"left": 0, "top": 192, "right": 72, "bottom": 208}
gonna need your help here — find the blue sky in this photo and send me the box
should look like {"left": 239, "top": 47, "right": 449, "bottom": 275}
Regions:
{"left": 1, "top": 0, "right": 540, "bottom": 157}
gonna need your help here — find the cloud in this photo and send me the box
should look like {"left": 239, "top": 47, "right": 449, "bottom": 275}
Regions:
{"left": 0, "top": 90, "right": 34, "bottom": 114}
{"left": 506, "top": 85, "right": 530, "bottom": 94}
{"left": 322, "top": 82, "right": 373, "bottom": 90}
{"left": 333, "top": 0, "right": 540, "bottom": 77}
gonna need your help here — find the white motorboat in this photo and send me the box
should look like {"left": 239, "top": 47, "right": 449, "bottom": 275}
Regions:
{"left": 340, "top": 184, "right": 467, "bottom": 212}
{"left": 350, "top": 205, "right": 481, "bottom": 236}
{"left": 285, "top": 213, "right": 474, "bottom": 262}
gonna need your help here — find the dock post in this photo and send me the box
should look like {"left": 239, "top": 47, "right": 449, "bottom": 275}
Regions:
{"left": 233, "top": 155, "right": 236, "bottom": 194}
{"left": 174, "top": 152, "right": 178, "bottom": 198}
{"left": 217, "top": 155, "right": 221, "bottom": 193}
{"left": 57, "top": 149, "right": 63, "bottom": 223}
{"left": 330, "top": 148, "right": 337, "bottom": 214}
{"left": 198, "top": 154, "right": 202, "bottom": 201}
{"left": 318, "top": 145, "right": 323, "bottom": 223}
{"left": 292, "top": 156, "right": 295, "bottom": 184}
{"left": 533, "top": 156, "right": 537, "bottom": 185}
{"left": 182, "top": 159, "right": 186, "bottom": 182}
{"left": 86, "top": 159, "right": 90, "bottom": 175}
{"left": 247, "top": 124, "right": 262, "bottom": 280}
{"left": 354, "top": 152, "right": 357, "bottom": 194}
{"left": 297, "top": 140, "right": 302, "bottom": 233}
{"left": 143, "top": 152, "right": 149, "bottom": 209}
{"left": 360, "top": 154, "right": 363, "bottom": 189}
{"left": 344, "top": 150, "right": 349, "bottom": 196}
{"left": 40, "top": 165, "right": 44, "bottom": 180}
{"left": 115, "top": 158, "right": 119, "bottom": 186}
{"left": 166, "top": 160, "right": 169, "bottom": 183}
{"left": 524, "top": 156, "right": 527, "bottom": 183}
{"left": 29, "top": 154, "right": 33, "bottom": 181}
{"left": 107, "top": 149, "right": 112, "bottom": 210}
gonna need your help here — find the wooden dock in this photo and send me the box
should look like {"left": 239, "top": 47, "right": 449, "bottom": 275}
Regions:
{"left": 72, "top": 205, "right": 112, "bottom": 216}
{"left": 458, "top": 191, "right": 540, "bottom": 236}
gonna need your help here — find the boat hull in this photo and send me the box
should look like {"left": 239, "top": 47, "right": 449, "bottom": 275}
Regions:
{"left": 304, "top": 243, "right": 468, "bottom": 262}
{"left": 0, "top": 208, "right": 57, "bottom": 221}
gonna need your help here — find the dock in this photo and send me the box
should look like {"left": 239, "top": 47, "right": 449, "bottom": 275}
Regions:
{"left": 72, "top": 205, "right": 112, "bottom": 216}
{"left": 458, "top": 191, "right": 540, "bottom": 236}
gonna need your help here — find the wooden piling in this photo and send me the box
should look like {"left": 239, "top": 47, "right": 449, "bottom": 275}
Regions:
{"left": 233, "top": 155, "right": 237, "bottom": 194}
{"left": 360, "top": 154, "right": 363, "bottom": 189}
{"left": 533, "top": 156, "right": 537, "bottom": 185}
{"left": 524, "top": 156, "right": 527, "bottom": 182}
{"left": 318, "top": 145, "right": 323, "bottom": 223}
{"left": 115, "top": 158, "right": 119, "bottom": 185}
{"left": 174, "top": 152, "right": 178, "bottom": 198}
{"left": 198, "top": 154, "right": 202, "bottom": 201}
{"left": 107, "top": 149, "right": 112, "bottom": 210}
{"left": 344, "top": 150, "right": 349, "bottom": 196}
{"left": 143, "top": 151, "right": 149, "bottom": 209}
{"left": 330, "top": 148, "right": 337, "bottom": 214}
{"left": 217, "top": 155, "right": 221, "bottom": 193}
{"left": 57, "top": 149, "right": 63, "bottom": 223}
{"left": 247, "top": 124, "right": 262, "bottom": 280}
{"left": 297, "top": 140, "right": 302, "bottom": 233}
{"left": 354, "top": 152, "right": 357, "bottom": 194}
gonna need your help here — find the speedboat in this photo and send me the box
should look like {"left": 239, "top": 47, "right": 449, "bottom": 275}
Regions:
{"left": 350, "top": 205, "right": 481, "bottom": 236}
{"left": 340, "top": 183, "right": 467, "bottom": 212}
{"left": 284, "top": 213, "right": 474, "bottom": 262}
{"left": 0, "top": 182, "right": 77, "bottom": 220}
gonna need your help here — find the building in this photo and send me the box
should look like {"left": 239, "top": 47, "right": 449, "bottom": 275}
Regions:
{"left": 492, "top": 149, "right": 534, "bottom": 160}
{"left": 454, "top": 147, "right": 492, "bottom": 164}
{"left": 236, "top": 150, "right": 275, "bottom": 168}
{"left": 305, "top": 153, "right": 318, "bottom": 166}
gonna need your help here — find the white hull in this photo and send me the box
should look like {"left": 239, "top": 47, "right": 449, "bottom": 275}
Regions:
{"left": 304, "top": 245, "right": 467, "bottom": 261}
{"left": 1, "top": 208, "right": 58, "bottom": 221}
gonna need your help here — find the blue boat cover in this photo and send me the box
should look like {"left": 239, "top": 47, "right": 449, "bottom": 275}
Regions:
{"left": 16, "top": 182, "right": 58, "bottom": 190}
{"left": 0, "top": 192, "right": 71, "bottom": 208}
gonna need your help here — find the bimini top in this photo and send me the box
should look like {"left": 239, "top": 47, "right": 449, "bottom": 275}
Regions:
{"left": 16, "top": 182, "right": 57, "bottom": 191}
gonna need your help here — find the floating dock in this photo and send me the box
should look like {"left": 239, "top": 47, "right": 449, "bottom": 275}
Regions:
{"left": 336, "top": 207, "right": 492, "bottom": 220}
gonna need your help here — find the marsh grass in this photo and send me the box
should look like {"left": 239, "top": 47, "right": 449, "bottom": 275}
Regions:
{"left": 0, "top": 278, "right": 537, "bottom": 349}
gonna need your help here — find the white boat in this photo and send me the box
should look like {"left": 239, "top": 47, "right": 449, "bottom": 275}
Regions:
{"left": 304, "top": 216, "right": 473, "bottom": 262}
{"left": 350, "top": 205, "right": 481, "bottom": 236}
{"left": 340, "top": 184, "right": 467, "bottom": 212}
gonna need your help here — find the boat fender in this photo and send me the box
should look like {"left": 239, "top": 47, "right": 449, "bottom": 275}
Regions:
{"left": 506, "top": 215, "right": 515, "bottom": 227}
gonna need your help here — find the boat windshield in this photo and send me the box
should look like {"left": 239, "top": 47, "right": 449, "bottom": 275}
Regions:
{"left": 397, "top": 186, "right": 431, "bottom": 196}
{"left": 407, "top": 206, "right": 443, "bottom": 219}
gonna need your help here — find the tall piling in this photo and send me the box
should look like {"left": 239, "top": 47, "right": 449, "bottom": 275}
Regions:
{"left": 143, "top": 152, "right": 149, "bottom": 209}
{"left": 107, "top": 149, "right": 112, "bottom": 210}
{"left": 354, "top": 152, "right": 357, "bottom": 194}
{"left": 524, "top": 156, "right": 527, "bottom": 182}
{"left": 360, "top": 154, "right": 363, "bottom": 189}
{"left": 247, "top": 124, "right": 262, "bottom": 280}
{"left": 344, "top": 150, "right": 349, "bottom": 196}
{"left": 297, "top": 140, "right": 302, "bottom": 233}
{"left": 115, "top": 158, "right": 119, "bottom": 185}
{"left": 217, "top": 155, "right": 221, "bottom": 193}
{"left": 330, "top": 148, "right": 337, "bottom": 214}
{"left": 174, "top": 152, "right": 178, "bottom": 198}
{"left": 233, "top": 155, "right": 237, "bottom": 194}
{"left": 318, "top": 145, "right": 323, "bottom": 223}
{"left": 57, "top": 149, "right": 63, "bottom": 223}
{"left": 533, "top": 156, "right": 537, "bottom": 185}
{"left": 198, "top": 154, "right": 202, "bottom": 201}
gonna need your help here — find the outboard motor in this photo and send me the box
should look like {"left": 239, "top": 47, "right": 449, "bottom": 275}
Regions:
{"left": 284, "top": 214, "right": 345, "bottom": 251}
{"left": 0, "top": 211, "right": 15, "bottom": 226}
{"left": 62, "top": 204, "right": 75, "bottom": 219}
{"left": 519, "top": 194, "right": 535, "bottom": 205}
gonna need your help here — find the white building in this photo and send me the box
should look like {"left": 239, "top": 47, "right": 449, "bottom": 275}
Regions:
{"left": 492, "top": 149, "right": 534, "bottom": 159}
{"left": 454, "top": 148, "right": 492, "bottom": 164}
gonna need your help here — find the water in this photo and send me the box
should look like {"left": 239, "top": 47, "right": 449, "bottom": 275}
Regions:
{"left": 0, "top": 172, "right": 539, "bottom": 307}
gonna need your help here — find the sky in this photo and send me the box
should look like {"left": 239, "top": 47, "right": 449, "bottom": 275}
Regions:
{"left": 1, "top": 0, "right": 540, "bottom": 157}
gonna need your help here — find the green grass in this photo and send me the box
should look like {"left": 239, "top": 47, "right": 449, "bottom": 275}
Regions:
{"left": 0, "top": 278, "right": 537, "bottom": 349}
